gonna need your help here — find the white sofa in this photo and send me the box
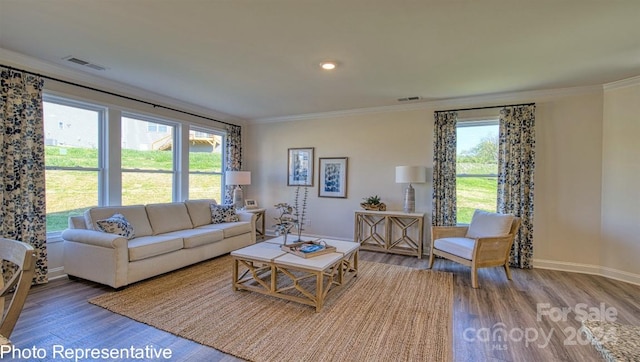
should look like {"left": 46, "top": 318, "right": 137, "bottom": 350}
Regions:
{"left": 62, "top": 199, "right": 256, "bottom": 288}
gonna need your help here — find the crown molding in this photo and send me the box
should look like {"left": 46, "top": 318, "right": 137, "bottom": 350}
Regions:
{"left": 249, "top": 85, "right": 604, "bottom": 124}
{"left": 0, "top": 48, "right": 246, "bottom": 126}
{"left": 603, "top": 75, "right": 640, "bottom": 91}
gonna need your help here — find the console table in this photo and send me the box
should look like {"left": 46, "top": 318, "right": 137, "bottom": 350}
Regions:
{"left": 354, "top": 210, "right": 425, "bottom": 258}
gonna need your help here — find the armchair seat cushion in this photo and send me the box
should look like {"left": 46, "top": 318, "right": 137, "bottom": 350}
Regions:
{"left": 434, "top": 237, "right": 475, "bottom": 260}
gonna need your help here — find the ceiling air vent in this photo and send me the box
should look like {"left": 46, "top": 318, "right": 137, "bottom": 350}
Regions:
{"left": 63, "top": 56, "right": 107, "bottom": 71}
{"left": 397, "top": 96, "right": 422, "bottom": 102}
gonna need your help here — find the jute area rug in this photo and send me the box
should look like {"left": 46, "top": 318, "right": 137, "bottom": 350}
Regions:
{"left": 90, "top": 255, "right": 453, "bottom": 362}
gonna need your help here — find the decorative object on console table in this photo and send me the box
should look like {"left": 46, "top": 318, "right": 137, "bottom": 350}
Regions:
{"left": 244, "top": 199, "right": 258, "bottom": 209}
{"left": 288, "top": 147, "right": 314, "bottom": 186}
{"left": 354, "top": 210, "right": 425, "bottom": 258}
{"left": 226, "top": 171, "right": 251, "bottom": 209}
{"left": 319, "top": 157, "right": 348, "bottom": 198}
{"left": 395, "top": 166, "right": 426, "bottom": 213}
{"left": 360, "top": 195, "right": 387, "bottom": 211}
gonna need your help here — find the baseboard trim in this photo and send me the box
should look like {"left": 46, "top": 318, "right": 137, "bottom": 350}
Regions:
{"left": 533, "top": 259, "right": 640, "bottom": 286}
{"left": 47, "top": 266, "right": 67, "bottom": 281}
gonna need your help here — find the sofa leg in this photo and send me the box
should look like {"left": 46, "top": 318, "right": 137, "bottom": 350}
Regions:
{"left": 427, "top": 252, "right": 435, "bottom": 269}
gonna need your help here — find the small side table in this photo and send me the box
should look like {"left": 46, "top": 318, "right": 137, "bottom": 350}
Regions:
{"left": 244, "top": 208, "right": 266, "bottom": 240}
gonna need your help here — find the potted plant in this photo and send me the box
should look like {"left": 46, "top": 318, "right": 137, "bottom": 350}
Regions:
{"left": 360, "top": 195, "right": 386, "bottom": 211}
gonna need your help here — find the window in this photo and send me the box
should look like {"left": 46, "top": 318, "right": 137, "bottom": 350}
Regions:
{"left": 188, "top": 127, "right": 224, "bottom": 201}
{"left": 121, "top": 114, "right": 176, "bottom": 205}
{"left": 456, "top": 120, "right": 499, "bottom": 224}
{"left": 42, "top": 93, "right": 230, "bottom": 238}
{"left": 44, "top": 97, "right": 104, "bottom": 233}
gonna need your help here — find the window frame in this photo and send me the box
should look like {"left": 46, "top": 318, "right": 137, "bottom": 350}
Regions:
{"left": 456, "top": 118, "right": 500, "bottom": 224}
{"left": 120, "top": 112, "right": 180, "bottom": 204}
{"left": 187, "top": 125, "right": 226, "bottom": 202}
{"left": 43, "top": 94, "right": 107, "bottom": 237}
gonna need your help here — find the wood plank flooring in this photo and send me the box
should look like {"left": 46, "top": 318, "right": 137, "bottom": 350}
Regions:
{"left": 6, "top": 251, "right": 640, "bottom": 361}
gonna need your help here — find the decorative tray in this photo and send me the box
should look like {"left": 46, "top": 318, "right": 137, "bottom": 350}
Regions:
{"left": 281, "top": 239, "right": 336, "bottom": 258}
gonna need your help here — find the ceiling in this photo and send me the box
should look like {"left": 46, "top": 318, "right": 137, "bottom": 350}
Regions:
{"left": 1, "top": 1, "right": 639, "bottom": 121}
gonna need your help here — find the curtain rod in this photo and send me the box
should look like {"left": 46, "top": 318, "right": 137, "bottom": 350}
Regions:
{"left": 436, "top": 102, "right": 535, "bottom": 113}
{"left": 1, "top": 64, "right": 237, "bottom": 128}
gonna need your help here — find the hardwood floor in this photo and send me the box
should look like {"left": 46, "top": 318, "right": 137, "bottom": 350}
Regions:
{"left": 6, "top": 251, "right": 640, "bottom": 361}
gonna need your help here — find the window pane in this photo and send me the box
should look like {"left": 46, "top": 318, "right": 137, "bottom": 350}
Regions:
{"left": 188, "top": 128, "right": 223, "bottom": 201}
{"left": 45, "top": 170, "right": 98, "bottom": 232}
{"left": 456, "top": 176, "right": 498, "bottom": 224}
{"left": 189, "top": 173, "right": 223, "bottom": 200}
{"left": 457, "top": 124, "right": 499, "bottom": 175}
{"left": 122, "top": 172, "right": 173, "bottom": 205}
{"left": 188, "top": 131, "right": 223, "bottom": 173}
{"left": 121, "top": 116, "right": 174, "bottom": 171}
{"left": 44, "top": 102, "right": 100, "bottom": 168}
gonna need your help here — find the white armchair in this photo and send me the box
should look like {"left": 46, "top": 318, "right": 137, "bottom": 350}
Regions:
{"left": 428, "top": 210, "right": 521, "bottom": 288}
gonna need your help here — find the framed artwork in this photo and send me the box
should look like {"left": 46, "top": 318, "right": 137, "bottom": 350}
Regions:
{"left": 288, "top": 147, "right": 314, "bottom": 186}
{"left": 318, "top": 157, "right": 348, "bottom": 198}
{"left": 244, "top": 199, "right": 258, "bottom": 209}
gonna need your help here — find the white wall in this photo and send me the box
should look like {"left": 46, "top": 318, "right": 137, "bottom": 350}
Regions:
{"left": 602, "top": 79, "right": 640, "bottom": 278}
{"left": 245, "top": 109, "right": 433, "bottom": 240}
{"left": 246, "top": 87, "right": 640, "bottom": 285}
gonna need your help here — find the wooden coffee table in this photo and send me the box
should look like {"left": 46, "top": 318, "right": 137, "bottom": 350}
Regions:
{"left": 231, "top": 236, "right": 359, "bottom": 311}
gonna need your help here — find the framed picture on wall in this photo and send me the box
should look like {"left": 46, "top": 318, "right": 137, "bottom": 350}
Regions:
{"left": 318, "top": 157, "right": 348, "bottom": 198}
{"left": 288, "top": 147, "right": 314, "bottom": 186}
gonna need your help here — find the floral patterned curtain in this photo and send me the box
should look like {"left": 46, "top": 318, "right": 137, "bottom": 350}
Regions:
{"left": 498, "top": 105, "right": 536, "bottom": 268}
{"left": 0, "top": 67, "right": 48, "bottom": 284}
{"left": 223, "top": 124, "right": 242, "bottom": 204}
{"left": 432, "top": 111, "right": 458, "bottom": 226}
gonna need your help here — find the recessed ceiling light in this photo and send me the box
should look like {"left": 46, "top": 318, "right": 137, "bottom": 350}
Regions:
{"left": 319, "top": 61, "right": 338, "bottom": 70}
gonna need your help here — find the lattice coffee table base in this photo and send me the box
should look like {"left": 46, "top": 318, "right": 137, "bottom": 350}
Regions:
{"left": 232, "top": 238, "right": 359, "bottom": 312}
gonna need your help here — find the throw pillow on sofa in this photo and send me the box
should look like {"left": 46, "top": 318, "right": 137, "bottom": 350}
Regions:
{"left": 210, "top": 204, "right": 240, "bottom": 223}
{"left": 96, "top": 213, "right": 135, "bottom": 239}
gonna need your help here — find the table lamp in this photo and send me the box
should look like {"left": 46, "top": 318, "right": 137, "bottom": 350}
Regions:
{"left": 226, "top": 171, "right": 251, "bottom": 209}
{"left": 395, "top": 166, "right": 426, "bottom": 213}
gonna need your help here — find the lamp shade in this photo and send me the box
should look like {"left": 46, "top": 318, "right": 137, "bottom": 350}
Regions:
{"left": 226, "top": 171, "right": 251, "bottom": 185}
{"left": 395, "top": 166, "right": 426, "bottom": 184}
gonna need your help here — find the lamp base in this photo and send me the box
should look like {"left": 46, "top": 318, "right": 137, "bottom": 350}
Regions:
{"left": 232, "top": 186, "right": 244, "bottom": 209}
{"left": 403, "top": 184, "right": 415, "bottom": 213}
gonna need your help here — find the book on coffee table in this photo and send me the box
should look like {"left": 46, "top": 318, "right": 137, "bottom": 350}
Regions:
{"left": 281, "top": 239, "right": 337, "bottom": 258}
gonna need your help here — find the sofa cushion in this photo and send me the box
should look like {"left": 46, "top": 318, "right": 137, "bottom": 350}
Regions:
{"left": 199, "top": 221, "right": 252, "bottom": 238}
{"left": 465, "top": 210, "right": 514, "bottom": 239}
{"left": 210, "top": 204, "right": 240, "bottom": 223}
{"left": 84, "top": 205, "right": 153, "bottom": 237}
{"left": 96, "top": 213, "right": 135, "bottom": 239}
{"left": 434, "top": 237, "right": 475, "bottom": 260}
{"left": 185, "top": 199, "right": 218, "bottom": 227}
{"left": 162, "top": 228, "right": 225, "bottom": 249}
{"left": 127, "top": 235, "right": 184, "bottom": 261}
{"left": 146, "top": 202, "right": 193, "bottom": 235}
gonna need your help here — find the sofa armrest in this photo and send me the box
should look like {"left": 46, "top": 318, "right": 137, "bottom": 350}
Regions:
{"left": 61, "top": 229, "right": 128, "bottom": 249}
{"left": 237, "top": 211, "right": 257, "bottom": 244}
{"left": 237, "top": 211, "right": 257, "bottom": 225}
